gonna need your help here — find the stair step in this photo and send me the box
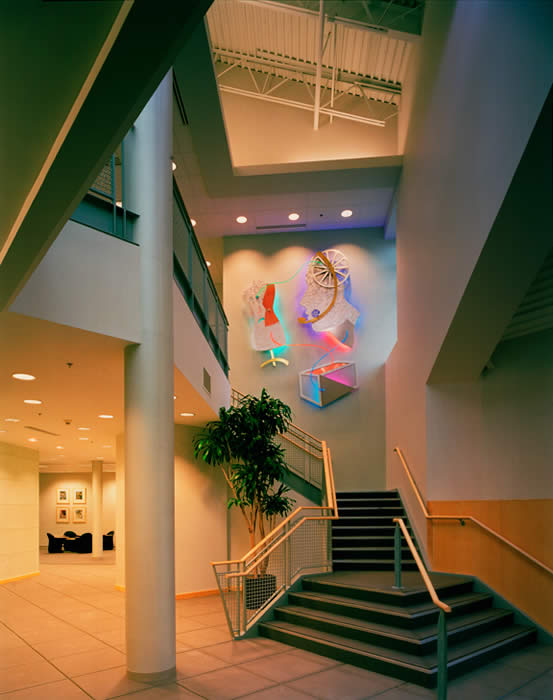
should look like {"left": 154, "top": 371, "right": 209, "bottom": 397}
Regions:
{"left": 288, "top": 590, "right": 493, "bottom": 629}
{"left": 275, "top": 605, "right": 515, "bottom": 655}
{"left": 331, "top": 525, "right": 413, "bottom": 537}
{"left": 335, "top": 517, "right": 404, "bottom": 527}
{"left": 332, "top": 547, "right": 416, "bottom": 560}
{"left": 302, "top": 574, "right": 475, "bottom": 607}
{"left": 333, "top": 560, "right": 420, "bottom": 571}
{"left": 336, "top": 499, "right": 402, "bottom": 508}
{"left": 337, "top": 507, "right": 405, "bottom": 516}
{"left": 259, "top": 619, "right": 536, "bottom": 688}
{"left": 337, "top": 491, "right": 399, "bottom": 499}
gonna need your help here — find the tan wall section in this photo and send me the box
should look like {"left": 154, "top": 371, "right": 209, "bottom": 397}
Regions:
{"left": 0, "top": 442, "right": 39, "bottom": 582}
{"left": 428, "top": 499, "right": 553, "bottom": 634}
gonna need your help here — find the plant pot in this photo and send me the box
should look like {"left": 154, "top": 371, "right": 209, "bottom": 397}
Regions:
{"left": 245, "top": 573, "right": 276, "bottom": 609}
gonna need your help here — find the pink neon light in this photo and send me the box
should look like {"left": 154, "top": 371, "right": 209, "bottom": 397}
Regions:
{"left": 270, "top": 333, "right": 335, "bottom": 363}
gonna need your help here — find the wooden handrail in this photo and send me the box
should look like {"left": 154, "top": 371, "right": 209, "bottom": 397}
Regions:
{"left": 393, "top": 518, "right": 451, "bottom": 613}
{"left": 393, "top": 446, "right": 553, "bottom": 578}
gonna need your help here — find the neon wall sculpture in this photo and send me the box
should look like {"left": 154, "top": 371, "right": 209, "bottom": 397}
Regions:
{"left": 243, "top": 248, "right": 360, "bottom": 406}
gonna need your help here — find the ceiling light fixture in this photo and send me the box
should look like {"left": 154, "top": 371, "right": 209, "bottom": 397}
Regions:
{"left": 191, "top": 219, "right": 197, "bottom": 227}
{"left": 98, "top": 414, "right": 114, "bottom": 419}
{"left": 206, "top": 260, "right": 212, "bottom": 267}
{"left": 180, "top": 412, "right": 195, "bottom": 417}
{"left": 56, "top": 446, "right": 64, "bottom": 450}
{"left": 236, "top": 216, "right": 247, "bottom": 224}
{"left": 341, "top": 209, "right": 353, "bottom": 218}
{"left": 24, "top": 399, "right": 42, "bottom": 405}
{"left": 116, "top": 201, "right": 123, "bottom": 208}
{"left": 5, "top": 418, "right": 19, "bottom": 422}
{"left": 28, "top": 438, "right": 38, "bottom": 443}
{"left": 171, "top": 160, "right": 177, "bottom": 171}
{"left": 288, "top": 213, "right": 300, "bottom": 221}
{"left": 12, "top": 373, "right": 36, "bottom": 381}
{"left": 78, "top": 427, "right": 90, "bottom": 431}
{"left": 79, "top": 437, "right": 89, "bottom": 441}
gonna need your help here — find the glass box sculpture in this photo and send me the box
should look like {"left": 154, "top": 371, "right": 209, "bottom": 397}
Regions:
{"left": 299, "top": 361, "right": 358, "bottom": 407}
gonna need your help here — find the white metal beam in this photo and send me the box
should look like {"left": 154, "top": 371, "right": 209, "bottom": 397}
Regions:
{"left": 313, "top": 0, "right": 325, "bottom": 130}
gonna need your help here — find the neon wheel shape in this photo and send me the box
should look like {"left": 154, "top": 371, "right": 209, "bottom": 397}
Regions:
{"left": 311, "top": 249, "right": 350, "bottom": 288}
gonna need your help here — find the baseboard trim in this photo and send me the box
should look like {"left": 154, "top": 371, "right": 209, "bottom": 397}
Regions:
{"left": 114, "top": 585, "right": 218, "bottom": 600}
{"left": 127, "top": 666, "right": 176, "bottom": 683}
{"left": 176, "top": 588, "right": 218, "bottom": 600}
{"left": 0, "top": 571, "right": 40, "bottom": 585}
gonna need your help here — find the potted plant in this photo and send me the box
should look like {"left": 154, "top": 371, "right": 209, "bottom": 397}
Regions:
{"left": 193, "top": 389, "right": 295, "bottom": 608}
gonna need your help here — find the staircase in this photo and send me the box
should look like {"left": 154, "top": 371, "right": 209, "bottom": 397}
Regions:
{"left": 259, "top": 490, "right": 538, "bottom": 688}
{"left": 332, "top": 490, "right": 418, "bottom": 571}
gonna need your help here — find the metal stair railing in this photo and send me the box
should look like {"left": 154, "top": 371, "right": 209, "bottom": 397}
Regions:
{"left": 212, "top": 420, "right": 338, "bottom": 638}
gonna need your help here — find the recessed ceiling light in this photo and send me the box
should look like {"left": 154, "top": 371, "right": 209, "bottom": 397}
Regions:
{"left": 171, "top": 160, "right": 177, "bottom": 171}
{"left": 98, "top": 414, "right": 114, "bottom": 419}
{"left": 78, "top": 427, "right": 90, "bottom": 431}
{"left": 116, "top": 201, "right": 123, "bottom": 208}
{"left": 56, "top": 446, "right": 64, "bottom": 450}
{"left": 206, "top": 260, "right": 212, "bottom": 267}
{"left": 12, "top": 373, "right": 36, "bottom": 381}
{"left": 79, "top": 437, "right": 89, "bottom": 441}
{"left": 173, "top": 395, "right": 177, "bottom": 400}
{"left": 24, "top": 399, "right": 42, "bottom": 405}
{"left": 341, "top": 209, "right": 353, "bottom": 218}
{"left": 191, "top": 219, "right": 197, "bottom": 227}
{"left": 5, "top": 418, "right": 19, "bottom": 422}
{"left": 28, "top": 438, "right": 38, "bottom": 443}
{"left": 180, "top": 412, "right": 195, "bottom": 417}
{"left": 236, "top": 216, "right": 247, "bottom": 224}
{"left": 288, "top": 213, "right": 300, "bottom": 221}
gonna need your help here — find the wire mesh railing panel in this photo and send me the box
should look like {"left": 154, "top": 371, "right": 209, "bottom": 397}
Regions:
{"left": 290, "top": 518, "right": 332, "bottom": 580}
{"left": 90, "top": 160, "right": 114, "bottom": 199}
{"left": 276, "top": 433, "right": 323, "bottom": 488}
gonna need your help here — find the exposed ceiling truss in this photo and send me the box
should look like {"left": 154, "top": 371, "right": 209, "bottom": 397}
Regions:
{"left": 207, "top": 0, "right": 422, "bottom": 130}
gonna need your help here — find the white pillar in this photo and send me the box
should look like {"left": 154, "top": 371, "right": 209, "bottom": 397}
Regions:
{"left": 91, "top": 460, "right": 103, "bottom": 558}
{"left": 123, "top": 70, "right": 176, "bottom": 683}
{"left": 115, "top": 434, "right": 125, "bottom": 590}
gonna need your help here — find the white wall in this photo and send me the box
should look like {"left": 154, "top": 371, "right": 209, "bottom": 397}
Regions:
{"left": 173, "top": 284, "right": 231, "bottom": 416}
{"left": 39, "top": 472, "right": 116, "bottom": 546}
{"left": 0, "top": 442, "right": 39, "bottom": 582}
{"left": 224, "top": 228, "right": 397, "bottom": 490}
{"left": 11, "top": 220, "right": 141, "bottom": 343}
{"left": 174, "top": 425, "right": 227, "bottom": 595}
{"left": 385, "top": 0, "right": 553, "bottom": 545}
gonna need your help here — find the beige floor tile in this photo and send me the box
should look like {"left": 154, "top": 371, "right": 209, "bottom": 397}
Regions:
{"left": 175, "top": 616, "right": 209, "bottom": 634}
{"left": 31, "top": 632, "right": 109, "bottom": 659}
{"left": 71, "top": 665, "right": 151, "bottom": 700}
{"left": 283, "top": 649, "right": 341, "bottom": 668}
{"left": 9, "top": 621, "right": 76, "bottom": 645}
{"left": 129, "top": 683, "right": 204, "bottom": 699}
{"left": 180, "top": 665, "right": 275, "bottom": 699}
{"left": 288, "top": 665, "right": 401, "bottom": 700}
{"left": 236, "top": 686, "right": 320, "bottom": 700}
{"left": 175, "top": 648, "right": 230, "bottom": 679}
{"left": 0, "top": 645, "right": 46, "bottom": 670}
{"left": 201, "top": 638, "right": 289, "bottom": 665}
{"left": 0, "top": 659, "right": 65, "bottom": 694}
{"left": 176, "top": 625, "right": 232, "bottom": 648}
{"left": 197, "top": 611, "right": 228, "bottom": 627}
{"left": 239, "top": 649, "right": 337, "bottom": 683}
{"left": 373, "top": 688, "right": 439, "bottom": 700}
{"left": 0, "top": 679, "right": 92, "bottom": 699}
{"left": 52, "top": 646, "right": 126, "bottom": 677}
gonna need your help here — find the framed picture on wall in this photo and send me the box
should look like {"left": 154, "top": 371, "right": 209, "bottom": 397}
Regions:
{"left": 73, "top": 487, "right": 87, "bottom": 504}
{"left": 73, "top": 507, "right": 87, "bottom": 523}
{"left": 57, "top": 488, "right": 70, "bottom": 504}
{"left": 56, "top": 506, "right": 70, "bottom": 523}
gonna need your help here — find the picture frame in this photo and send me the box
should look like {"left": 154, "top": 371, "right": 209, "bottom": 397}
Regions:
{"left": 72, "top": 487, "right": 87, "bottom": 505}
{"left": 56, "top": 488, "right": 70, "bottom": 504}
{"left": 72, "top": 506, "right": 87, "bottom": 523}
{"left": 56, "top": 506, "right": 70, "bottom": 523}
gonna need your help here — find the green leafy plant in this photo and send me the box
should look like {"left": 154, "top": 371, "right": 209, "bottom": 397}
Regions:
{"left": 193, "top": 389, "right": 295, "bottom": 563}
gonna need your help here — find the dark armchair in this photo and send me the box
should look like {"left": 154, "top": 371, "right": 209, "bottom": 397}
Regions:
{"left": 73, "top": 532, "right": 93, "bottom": 553}
{"left": 47, "top": 533, "right": 65, "bottom": 553}
{"left": 103, "top": 530, "right": 115, "bottom": 550}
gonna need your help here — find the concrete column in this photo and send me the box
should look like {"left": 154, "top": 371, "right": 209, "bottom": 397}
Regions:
{"left": 123, "top": 70, "right": 176, "bottom": 683}
{"left": 91, "top": 460, "right": 103, "bottom": 558}
{"left": 115, "top": 434, "right": 125, "bottom": 590}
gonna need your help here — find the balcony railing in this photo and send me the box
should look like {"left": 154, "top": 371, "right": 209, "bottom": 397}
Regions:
{"left": 173, "top": 181, "right": 229, "bottom": 376}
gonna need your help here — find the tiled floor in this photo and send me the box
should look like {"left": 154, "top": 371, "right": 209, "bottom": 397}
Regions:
{"left": 1, "top": 555, "right": 552, "bottom": 699}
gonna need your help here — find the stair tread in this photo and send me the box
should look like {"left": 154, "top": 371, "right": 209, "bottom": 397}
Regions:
{"left": 290, "top": 589, "right": 491, "bottom": 618}
{"left": 280, "top": 605, "right": 513, "bottom": 643}
{"left": 261, "top": 619, "right": 535, "bottom": 671}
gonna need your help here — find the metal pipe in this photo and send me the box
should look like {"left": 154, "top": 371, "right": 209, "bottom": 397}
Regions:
{"left": 313, "top": 0, "right": 325, "bottom": 130}
{"left": 437, "top": 609, "right": 448, "bottom": 699}
{"left": 393, "top": 521, "right": 402, "bottom": 589}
